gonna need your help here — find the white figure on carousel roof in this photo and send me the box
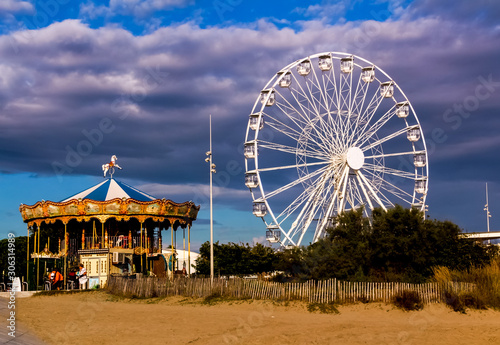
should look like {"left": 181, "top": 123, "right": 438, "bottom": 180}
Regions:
{"left": 102, "top": 155, "right": 122, "bottom": 178}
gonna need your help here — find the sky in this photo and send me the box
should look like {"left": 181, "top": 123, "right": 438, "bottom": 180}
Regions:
{"left": 1, "top": 0, "right": 500, "bottom": 251}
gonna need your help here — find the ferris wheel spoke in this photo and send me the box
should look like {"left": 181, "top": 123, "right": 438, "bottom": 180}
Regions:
{"left": 365, "top": 150, "right": 419, "bottom": 159}
{"left": 345, "top": 74, "right": 370, "bottom": 144}
{"left": 272, "top": 98, "right": 315, "bottom": 130}
{"left": 257, "top": 165, "right": 329, "bottom": 201}
{"left": 258, "top": 140, "right": 327, "bottom": 160}
{"left": 265, "top": 111, "right": 337, "bottom": 156}
{"left": 336, "top": 72, "right": 354, "bottom": 146}
{"left": 348, "top": 88, "right": 386, "bottom": 146}
{"left": 289, "top": 72, "right": 322, "bottom": 117}
{"left": 274, "top": 167, "right": 332, "bottom": 220}
{"left": 306, "top": 68, "right": 341, "bottom": 146}
{"left": 321, "top": 66, "right": 339, "bottom": 111}
{"left": 280, "top": 171, "right": 334, "bottom": 243}
{"left": 264, "top": 112, "right": 307, "bottom": 142}
{"left": 345, "top": 179, "right": 357, "bottom": 210}
{"left": 274, "top": 90, "right": 340, "bottom": 150}
{"left": 350, "top": 69, "right": 371, "bottom": 121}
{"left": 363, "top": 169, "right": 415, "bottom": 203}
{"left": 360, "top": 127, "right": 407, "bottom": 153}
{"left": 270, "top": 103, "right": 337, "bottom": 153}
{"left": 314, "top": 184, "right": 340, "bottom": 242}
{"left": 252, "top": 161, "right": 328, "bottom": 174}
{"left": 345, "top": 71, "right": 369, "bottom": 138}
{"left": 295, "top": 174, "right": 333, "bottom": 245}
{"left": 375, "top": 180, "right": 414, "bottom": 206}
{"left": 309, "top": 63, "right": 341, "bottom": 142}
{"left": 357, "top": 170, "right": 387, "bottom": 211}
{"left": 321, "top": 73, "right": 344, "bottom": 138}
{"left": 350, "top": 177, "right": 365, "bottom": 209}
{"left": 355, "top": 173, "right": 375, "bottom": 210}
{"left": 355, "top": 105, "right": 397, "bottom": 148}
{"left": 363, "top": 163, "right": 416, "bottom": 179}
{"left": 286, "top": 87, "right": 338, "bottom": 148}
{"left": 304, "top": 70, "right": 331, "bottom": 117}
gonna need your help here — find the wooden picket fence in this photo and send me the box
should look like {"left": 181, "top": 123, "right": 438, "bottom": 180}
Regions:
{"left": 106, "top": 276, "right": 475, "bottom": 304}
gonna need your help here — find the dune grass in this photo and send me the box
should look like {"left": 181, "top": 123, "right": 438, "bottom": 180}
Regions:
{"left": 433, "top": 258, "right": 500, "bottom": 311}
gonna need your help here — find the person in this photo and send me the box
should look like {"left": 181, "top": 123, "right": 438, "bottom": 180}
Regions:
{"left": 68, "top": 269, "right": 77, "bottom": 289}
{"left": 50, "top": 268, "right": 63, "bottom": 290}
{"left": 77, "top": 263, "right": 88, "bottom": 289}
{"left": 49, "top": 269, "right": 56, "bottom": 282}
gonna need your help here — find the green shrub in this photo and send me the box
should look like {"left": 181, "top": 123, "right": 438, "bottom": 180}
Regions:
{"left": 443, "top": 290, "right": 465, "bottom": 313}
{"left": 202, "top": 292, "right": 224, "bottom": 305}
{"left": 393, "top": 290, "right": 423, "bottom": 311}
{"left": 307, "top": 302, "right": 339, "bottom": 314}
{"left": 461, "top": 292, "right": 487, "bottom": 310}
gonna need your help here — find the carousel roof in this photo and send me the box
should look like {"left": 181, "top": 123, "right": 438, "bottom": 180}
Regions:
{"left": 20, "top": 177, "right": 200, "bottom": 227}
{"left": 61, "top": 178, "right": 157, "bottom": 203}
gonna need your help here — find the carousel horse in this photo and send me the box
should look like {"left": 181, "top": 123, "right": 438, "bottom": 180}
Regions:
{"left": 102, "top": 155, "right": 122, "bottom": 177}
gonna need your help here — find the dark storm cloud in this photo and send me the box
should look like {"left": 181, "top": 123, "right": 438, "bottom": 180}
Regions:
{"left": 0, "top": 8, "right": 499, "bottom": 217}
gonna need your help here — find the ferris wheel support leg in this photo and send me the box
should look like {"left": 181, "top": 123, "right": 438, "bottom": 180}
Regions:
{"left": 281, "top": 185, "right": 320, "bottom": 247}
{"left": 358, "top": 171, "right": 387, "bottom": 212}
{"left": 312, "top": 166, "right": 348, "bottom": 242}
{"left": 313, "top": 188, "right": 339, "bottom": 243}
{"left": 297, "top": 171, "right": 332, "bottom": 245}
{"left": 339, "top": 165, "right": 350, "bottom": 213}
{"left": 355, "top": 172, "right": 374, "bottom": 211}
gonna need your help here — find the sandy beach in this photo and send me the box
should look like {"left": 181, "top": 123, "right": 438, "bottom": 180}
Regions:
{"left": 10, "top": 291, "right": 500, "bottom": 345}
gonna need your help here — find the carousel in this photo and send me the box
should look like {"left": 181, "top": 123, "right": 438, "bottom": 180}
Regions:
{"left": 19, "top": 156, "right": 200, "bottom": 290}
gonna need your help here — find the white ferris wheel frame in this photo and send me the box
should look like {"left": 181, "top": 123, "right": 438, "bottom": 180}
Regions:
{"left": 244, "top": 52, "right": 429, "bottom": 248}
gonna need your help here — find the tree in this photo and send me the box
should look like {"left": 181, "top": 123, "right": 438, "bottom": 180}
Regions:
{"left": 194, "top": 241, "right": 278, "bottom": 277}
{"left": 0, "top": 236, "right": 28, "bottom": 286}
{"left": 282, "top": 206, "right": 494, "bottom": 283}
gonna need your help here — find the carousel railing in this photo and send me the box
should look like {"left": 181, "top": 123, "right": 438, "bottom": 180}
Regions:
{"left": 82, "top": 236, "right": 162, "bottom": 251}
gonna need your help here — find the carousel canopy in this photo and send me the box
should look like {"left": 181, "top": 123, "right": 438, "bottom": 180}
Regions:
{"left": 61, "top": 178, "right": 156, "bottom": 202}
{"left": 20, "top": 177, "right": 200, "bottom": 227}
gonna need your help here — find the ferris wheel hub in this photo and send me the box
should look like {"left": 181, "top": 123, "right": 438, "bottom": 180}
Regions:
{"left": 346, "top": 147, "right": 364, "bottom": 170}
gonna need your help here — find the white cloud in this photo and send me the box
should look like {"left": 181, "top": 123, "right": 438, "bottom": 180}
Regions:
{"left": 79, "top": 2, "right": 112, "bottom": 20}
{"left": 137, "top": 182, "right": 248, "bottom": 203}
{"left": 0, "top": 0, "right": 34, "bottom": 14}
{"left": 252, "top": 236, "right": 266, "bottom": 245}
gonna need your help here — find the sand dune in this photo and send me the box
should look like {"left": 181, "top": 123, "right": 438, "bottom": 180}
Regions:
{"left": 15, "top": 291, "right": 500, "bottom": 345}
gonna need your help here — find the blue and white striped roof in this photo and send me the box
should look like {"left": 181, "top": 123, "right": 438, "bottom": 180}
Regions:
{"left": 61, "top": 178, "right": 157, "bottom": 202}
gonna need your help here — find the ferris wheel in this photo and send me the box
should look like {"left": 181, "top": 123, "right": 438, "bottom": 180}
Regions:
{"left": 244, "top": 52, "right": 429, "bottom": 247}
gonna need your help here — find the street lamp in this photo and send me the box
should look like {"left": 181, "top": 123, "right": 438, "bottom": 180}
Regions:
{"left": 484, "top": 183, "right": 492, "bottom": 244}
{"left": 205, "top": 115, "right": 216, "bottom": 285}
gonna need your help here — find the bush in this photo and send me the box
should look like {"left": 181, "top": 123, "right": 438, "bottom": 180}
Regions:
{"left": 461, "top": 292, "right": 487, "bottom": 310}
{"left": 202, "top": 292, "right": 224, "bottom": 305}
{"left": 393, "top": 290, "right": 423, "bottom": 311}
{"left": 444, "top": 290, "right": 465, "bottom": 313}
{"left": 307, "top": 302, "right": 339, "bottom": 314}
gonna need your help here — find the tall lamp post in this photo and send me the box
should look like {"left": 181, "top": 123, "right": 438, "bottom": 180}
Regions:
{"left": 484, "top": 183, "right": 492, "bottom": 244}
{"left": 205, "top": 115, "right": 216, "bottom": 285}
